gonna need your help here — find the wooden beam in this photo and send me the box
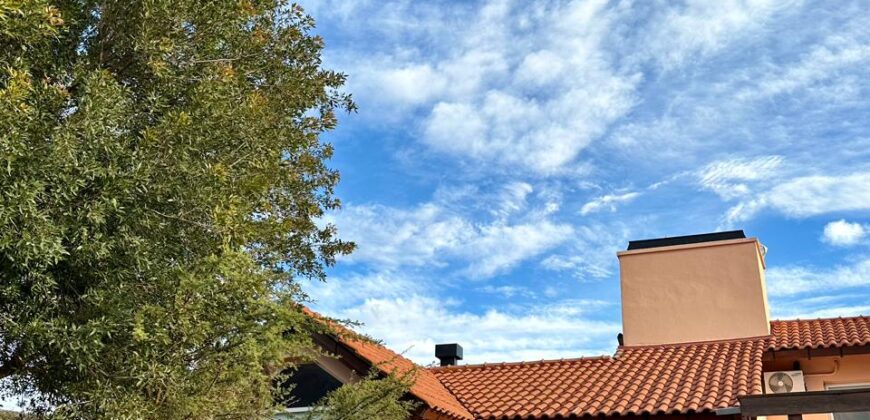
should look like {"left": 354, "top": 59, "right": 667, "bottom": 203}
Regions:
{"left": 764, "top": 344, "right": 870, "bottom": 361}
{"left": 312, "top": 332, "right": 373, "bottom": 375}
{"left": 739, "top": 389, "right": 870, "bottom": 417}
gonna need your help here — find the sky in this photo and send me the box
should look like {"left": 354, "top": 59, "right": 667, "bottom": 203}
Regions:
{"left": 4, "top": 0, "right": 870, "bottom": 412}
{"left": 294, "top": 0, "right": 870, "bottom": 367}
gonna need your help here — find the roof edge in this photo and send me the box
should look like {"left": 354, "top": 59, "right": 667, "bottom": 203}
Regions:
{"left": 618, "top": 334, "right": 774, "bottom": 350}
{"left": 618, "top": 237, "right": 760, "bottom": 257}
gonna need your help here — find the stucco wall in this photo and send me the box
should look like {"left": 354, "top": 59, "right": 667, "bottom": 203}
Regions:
{"left": 618, "top": 238, "right": 771, "bottom": 346}
{"left": 764, "top": 354, "right": 870, "bottom": 420}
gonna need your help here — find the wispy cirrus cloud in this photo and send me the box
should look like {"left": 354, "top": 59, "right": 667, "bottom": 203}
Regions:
{"left": 697, "top": 156, "right": 784, "bottom": 200}
{"left": 579, "top": 192, "right": 641, "bottom": 216}
{"left": 317, "top": 0, "right": 808, "bottom": 175}
{"left": 540, "top": 223, "right": 631, "bottom": 280}
{"left": 766, "top": 258, "right": 870, "bottom": 297}
{"left": 726, "top": 172, "right": 870, "bottom": 224}
{"left": 326, "top": 183, "right": 574, "bottom": 279}
{"left": 299, "top": 0, "right": 870, "bottom": 365}
{"left": 327, "top": 295, "right": 619, "bottom": 364}
{"left": 735, "top": 35, "right": 870, "bottom": 102}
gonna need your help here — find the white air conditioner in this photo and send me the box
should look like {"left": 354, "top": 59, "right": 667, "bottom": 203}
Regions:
{"left": 763, "top": 370, "right": 806, "bottom": 394}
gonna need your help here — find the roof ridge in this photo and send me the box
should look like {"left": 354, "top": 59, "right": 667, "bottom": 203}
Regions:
{"left": 771, "top": 314, "right": 869, "bottom": 323}
{"left": 428, "top": 354, "right": 614, "bottom": 371}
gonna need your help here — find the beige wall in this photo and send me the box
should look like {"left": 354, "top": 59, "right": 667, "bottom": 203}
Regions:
{"left": 618, "top": 238, "right": 771, "bottom": 346}
{"left": 764, "top": 354, "right": 870, "bottom": 420}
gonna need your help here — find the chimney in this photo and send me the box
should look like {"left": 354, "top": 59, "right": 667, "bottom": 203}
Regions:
{"left": 617, "top": 230, "right": 771, "bottom": 346}
{"left": 435, "top": 343, "right": 463, "bottom": 366}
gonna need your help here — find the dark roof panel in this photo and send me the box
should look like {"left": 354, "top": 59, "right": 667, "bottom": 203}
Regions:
{"left": 627, "top": 230, "right": 746, "bottom": 250}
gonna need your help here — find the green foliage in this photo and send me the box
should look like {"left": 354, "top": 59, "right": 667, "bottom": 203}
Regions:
{"left": 0, "top": 1, "right": 361, "bottom": 417}
{"left": 306, "top": 369, "right": 418, "bottom": 420}
{"left": 0, "top": 410, "right": 34, "bottom": 420}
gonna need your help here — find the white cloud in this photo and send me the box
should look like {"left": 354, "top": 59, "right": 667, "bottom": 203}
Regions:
{"left": 726, "top": 172, "right": 870, "bottom": 223}
{"left": 329, "top": 0, "right": 643, "bottom": 174}
{"left": 326, "top": 203, "right": 471, "bottom": 268}
{"left": 540, "top": 224, "right": 630, "bottom": 280}
{"left": 698, "top": 156, "right": 784, "bottom": 199}
{"left": 766, "top": 258, "right": 870, "bottom": 297}
{"left": 301, "top": 0, "right": 870, "bottom": 365}
{"left": 639, "top": 0, "right": 799, "bottom": 69}
{"left": 320, "top": 0, "right": 814, "bottom": 174}
{"left": 770, "top": 292, "right": 870, "bottom": 320}
{"left": 822, "top": 220, "right": 867, "bottom": 246}
{"left": 736, "top": 37, "right": 870, "bottom": 101}
{"left": 327, "top": 187, "right": 573, "bottom": 278}
{"left": 377, "top": 64, "right": 449, "bottom": 106}
{"left": 323, "top": 295, "right": 619, "bottom": 364}
{"left": 580, "top": 192, "right": 641, "bottom": 215}
{"left": 477, "top": 285, "right": 532, "bottom": 298}
{"left": 423, "top": 79, "right": 639, "bottom": 174}
{"left": 462, "top": 221, "right": 572, "bottom": 278}
{"left": 301, "top": 270, "right": 422, "bottom": 312}
{"left": 772, "top": 304, "right": 870, "bottom": 320}
{"left": 493, "top": 182, "right": 534, "bottom": 219}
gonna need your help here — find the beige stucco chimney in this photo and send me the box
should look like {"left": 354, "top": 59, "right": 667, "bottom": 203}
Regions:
{"left": 617, "top": 231, "right": 771, "bottom": 346}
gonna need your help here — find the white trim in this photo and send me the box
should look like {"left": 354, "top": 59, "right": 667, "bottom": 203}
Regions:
{"left": 826, "top": 382, "right": 870, "bottom": 390}
{"left": 284, "top": 406, "right": 312, "bottom": 413}
{"left": 616, "top": 237, "right": 760, "bottom": 257}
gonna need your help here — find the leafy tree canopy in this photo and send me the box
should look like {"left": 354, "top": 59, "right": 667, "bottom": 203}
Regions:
{"left": 0, "top": 1, "right": 364, "bottom": 417}
{"left": 305, "top": 370, "right": 418, "bottom": 420}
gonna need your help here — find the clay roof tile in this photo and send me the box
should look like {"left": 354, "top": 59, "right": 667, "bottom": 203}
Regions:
{"left": 430, "top": 338, "right": 767, "bottom": 419}
{"left": 769, "top": 315, "right": 870, "bottom": 350}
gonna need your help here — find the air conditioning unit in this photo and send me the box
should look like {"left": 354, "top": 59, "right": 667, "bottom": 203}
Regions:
{"left": 763, "top": 370, "right": 806, "bottom": 394}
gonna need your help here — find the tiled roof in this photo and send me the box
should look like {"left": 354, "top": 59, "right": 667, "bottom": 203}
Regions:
{"left": 302, "top": 308, "right": 472, "bottom": 419}
{"left": 308, "top": 311, "right": 870, "bottom": 419}
{"left": 431, "top": 338, "right": 767, "bottom": 419}
{"left": 770, "top": 315, "right": 870, "bottom": 351}
{"left": 338, "top": 335, "right": 474, "bottom": 420}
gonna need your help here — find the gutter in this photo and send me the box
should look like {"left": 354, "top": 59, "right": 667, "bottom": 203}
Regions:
{"left": 715, "top": 406, "right": 741, "bottom": 416}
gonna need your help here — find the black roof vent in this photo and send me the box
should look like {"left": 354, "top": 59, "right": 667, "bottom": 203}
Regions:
{"left": 435, "top": 343, "right": 463, "bottom": 367}
{"left": 627, "top": 230, "right": 746, "bottom": 251}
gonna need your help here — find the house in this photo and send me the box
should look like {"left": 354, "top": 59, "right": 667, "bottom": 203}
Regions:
{"left": 284, "top": 231, "right": 870, "bottom": 419}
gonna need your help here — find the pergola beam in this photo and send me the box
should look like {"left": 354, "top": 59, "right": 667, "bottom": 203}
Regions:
{"left": 738, "top": 389, "right": 870, "bottom": 417}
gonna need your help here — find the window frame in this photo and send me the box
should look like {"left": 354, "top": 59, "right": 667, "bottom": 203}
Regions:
{"left": 825, "top": 383, "right": 870, "bottom": 420}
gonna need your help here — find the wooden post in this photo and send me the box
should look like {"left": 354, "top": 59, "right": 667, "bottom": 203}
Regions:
{"left": 788, "top": 414, "right": 802, "bottom": 420}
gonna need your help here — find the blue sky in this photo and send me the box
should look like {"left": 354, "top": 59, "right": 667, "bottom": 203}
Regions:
{"left": 298, "top": 0, "right": 870, "bottom": 365}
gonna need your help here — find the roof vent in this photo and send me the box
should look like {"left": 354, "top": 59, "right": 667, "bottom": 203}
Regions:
{"left": 435, "top": 343, "right": 463, "bottom": 366}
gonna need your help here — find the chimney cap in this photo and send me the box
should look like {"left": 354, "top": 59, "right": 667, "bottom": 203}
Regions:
{"left": 626, "top": 230, "right": 745, "bottom": 251}
{"left": 435, "top": 343, "right": 463, "bottom": 366}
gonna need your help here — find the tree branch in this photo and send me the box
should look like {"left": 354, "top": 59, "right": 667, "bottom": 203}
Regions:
{"left": 0, "top": 348, "right": 24, "bottom": 379}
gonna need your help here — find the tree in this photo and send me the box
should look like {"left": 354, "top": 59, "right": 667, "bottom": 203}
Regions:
{"left": 0, "top": 1, "right": 360, "bottom": 417}
{"left": 306, "top": 369, "right": 418, "bottom": 420}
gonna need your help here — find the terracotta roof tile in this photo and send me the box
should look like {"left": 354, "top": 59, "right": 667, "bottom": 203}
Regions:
{"left": 430, "top": 338, "right": 767, "bottom": 419}
{"left": 302, "top": 308, "right": 472, "bottom": 419}
{"left": 310, "top": 311, "right": 870, "bottom": 419}
{"left": 339, "top": 336, "right": 474, "bottom": 419}
{"left": 770, "top": 315, "right": 870, "bottom": 350}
